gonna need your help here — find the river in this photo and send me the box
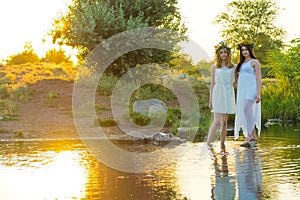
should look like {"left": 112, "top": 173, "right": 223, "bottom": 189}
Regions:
{"left": 0, "top": 124, "right": 299, "bottom": 200}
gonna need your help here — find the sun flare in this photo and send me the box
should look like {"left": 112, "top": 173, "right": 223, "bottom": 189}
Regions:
{"left": 0, "top": 151, "right": 88, "bottom": 200}
{"left": 0, "top": 0, "right": 73, "bottom": 62}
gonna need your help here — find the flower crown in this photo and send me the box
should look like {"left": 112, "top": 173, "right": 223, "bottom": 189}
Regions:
{"left": 214, "top": 41, "right": 231, "bottom": 53}
{"left": 237, "top": 40, "right": 254, "bottom": 49}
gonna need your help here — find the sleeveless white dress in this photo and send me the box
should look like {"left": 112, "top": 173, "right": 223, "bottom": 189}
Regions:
{"left": 211, "top": 66, "right": 235, "bottom": 114}
{"left": 234, "top": 59, "right": 261, "bottom": 140}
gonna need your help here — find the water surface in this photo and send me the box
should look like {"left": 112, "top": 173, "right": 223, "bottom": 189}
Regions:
{"left": 0, "top": 125, "right": 299, "bottom": 200}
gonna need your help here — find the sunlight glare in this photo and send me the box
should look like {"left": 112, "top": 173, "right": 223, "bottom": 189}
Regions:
{"left": 176, "top": 143, "right": 212, "bottom": 199}
{"left": 0, "top": 0, "right": 73, "bottom": 62}
{"left": 0, "top": 151, "right": 88, "bottom": 200}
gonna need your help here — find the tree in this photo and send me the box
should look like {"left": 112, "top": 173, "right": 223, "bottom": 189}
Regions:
{"left": 262, "top": 39, "right": 300, "bottom": 120}
{"left": 5, "top": 42, "right": 40, "bottom": 65}
{"left": 50, "top": 0, "right": 186, "bottom": 75}
{"left": 41, "top": 48, "right": 73, "bottom": 64}
{"left": 214, "top": 0, "right": 285, "bottom": 63}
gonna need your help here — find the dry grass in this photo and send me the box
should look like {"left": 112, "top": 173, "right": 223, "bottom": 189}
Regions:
{"left": 0, "top": 62, "right": 78, "bottom": 88}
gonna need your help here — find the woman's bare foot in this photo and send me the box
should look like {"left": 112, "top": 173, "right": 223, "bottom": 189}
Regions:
{"left": 221, "top": 143, "right": 225, "bottom": 149}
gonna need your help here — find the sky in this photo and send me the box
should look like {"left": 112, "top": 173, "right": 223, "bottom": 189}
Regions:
{"left": 0, "top": 0, "right": 72, "bottom": 62}
{"left": 178, "top": 0, "right": 300, "bottom": 61}
{"left": 0, "top": 0, "right": 299, "bottom": 63}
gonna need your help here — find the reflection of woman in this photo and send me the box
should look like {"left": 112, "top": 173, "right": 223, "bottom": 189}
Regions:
{"left": 235, "top": 149, "right": 263, "bottom": 199}
{"left": 210, "top": 148, "right": 236, "bottom": 199}
{"left": 234, "top": 42, "right": 262, "bottom": 147}
{"left": 207, "top": 41, "right": 235, "bottom": 148}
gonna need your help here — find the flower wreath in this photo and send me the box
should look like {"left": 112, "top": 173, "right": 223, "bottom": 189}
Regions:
{"left": 237, "top": 40, "right": 254, "bottom": 49}
{"left": 214, "top": 41, "right": 231, "bottom": 53}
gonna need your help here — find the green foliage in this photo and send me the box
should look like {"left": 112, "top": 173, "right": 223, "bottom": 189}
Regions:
{"left": 47, "top": 91, "right": 60, "bottom": 99}
{"left": 50, "top": 0, "right": 187, "bottom": 75}
{"left": 11, "top": 86, "right": 33, "bottom": 102}
{"left": 97, "top": 73, "right": 120, "bottom": 96}
{"left": 170, "top": 53, "right": 194, "bottom": 71}
{"left": 131, "top": 84, "right": 176, "bottom": 103}
{"left": 130, "top": 112, "right": 151, "bottom": 126}
{"left": 16, "top": 131, "right": 25, "bottom": 138}
{"left": 95, "top": 118, "right": 117, "bottom": 127}
{"left": 165, "top": 107, "right": 181, "bottom": 127}
{"left": 196, "top": 59, "right": 214, "bottom": 78}
{"left": 0, "top": 84, "right": 33, "bottom": 118}
{"left": 95, "top": 103, "right": 110, "bottom": 114}
{"left": 127, "top": 78, "right": 210, "bottom": 139}
{"left": 129, "top": 106, "right": 182, "bottom": 133}
{"left": 214, "top": 0, "right": 285, "bottom": 63}
{"left": 45, "top": 91, "right": 60, "bottom": 107}
{"left": 0, "top": 99, "right": 18, "bottom": 116}
{"left": 5, "top": 42, "right": 40, "bottom": 65}
{"left": 0, "top": 85, "right": 33, "bottom": 101}
{"left": 262, "top": 42, "right": 300, "bottom": 121}
{"left": 0, "top": 76, "right": 11, "bottom": 85}
{"left": 0, "top": 85, "right": 9, "bottom": 99}
{"left": 41, "top": 48, "right": 73, "bottom": 64}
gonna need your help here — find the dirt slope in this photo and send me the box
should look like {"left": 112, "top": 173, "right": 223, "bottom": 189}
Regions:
{"left": 0, "top": 79, "right": 123, "bottom": 140}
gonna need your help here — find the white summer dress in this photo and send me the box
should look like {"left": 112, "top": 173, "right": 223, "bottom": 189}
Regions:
{"left": 211, "top": 66, "right": 235, "bottom": 114}
{"left": 234, "top": 59, "right": 261, "bottom": 140}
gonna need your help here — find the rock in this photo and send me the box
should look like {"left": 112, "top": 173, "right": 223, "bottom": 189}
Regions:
{"left": 177, "top": 73, "right": 187, "bottom": 79}
{"left": 133, "top": 99, "right": 167, "bottom": 116}
{"left": 117, "top": 131, "right": 185, "bottom": 144}
{"left": 177, "top": 126, "right": 199, "bottom": 140}
{"left": 152, "top": 132, "right": 185, "bottom": 143}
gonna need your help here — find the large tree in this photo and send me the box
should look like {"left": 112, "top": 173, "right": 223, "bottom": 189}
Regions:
{"left": 50, "top": 0, "right": 186, "bottom": 75}
{"left": 214, "top": 0, "right": 285, "bottom": 63}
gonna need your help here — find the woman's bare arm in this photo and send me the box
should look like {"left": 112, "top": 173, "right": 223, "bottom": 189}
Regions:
{"left": 252, "top": 59, "right": 262, "bottom": 103}
{"left": 209, "top": 65, "right": 216, "bottom": 109}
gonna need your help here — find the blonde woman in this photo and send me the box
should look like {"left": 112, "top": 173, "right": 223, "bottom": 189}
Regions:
{"left": 207, "top": 41, "right": 236, "bottom": 148}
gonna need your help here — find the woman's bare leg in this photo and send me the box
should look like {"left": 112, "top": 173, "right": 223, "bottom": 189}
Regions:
{"left": 242, "top": 100, "right": 255, "bottom": 144}
{"left": 250, "top": 128, "right": 257, "bottom": 141}
{"left": 207, "top": 113, "right": 223, "bottom": 145}
{"left": 220, "top": 114, "right": 228, "bottom": 148}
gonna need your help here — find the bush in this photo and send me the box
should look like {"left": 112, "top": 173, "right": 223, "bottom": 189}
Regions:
{"left": 0, "top": 99, "right": 18, "bottom": 116}
{"left": 97, "top": 74, "right": 119, "bottom": 96}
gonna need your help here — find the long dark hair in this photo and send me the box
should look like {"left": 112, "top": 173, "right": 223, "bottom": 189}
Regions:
{"left": 235, "top": 44, "right": 257, "bottom": 75}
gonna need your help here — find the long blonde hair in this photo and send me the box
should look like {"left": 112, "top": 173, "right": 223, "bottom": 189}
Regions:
{"left": 213, "top": 41, "right": 233, "bottom": 68}
{"left": 214, "top": 47, "right": 234, "bottom": 69}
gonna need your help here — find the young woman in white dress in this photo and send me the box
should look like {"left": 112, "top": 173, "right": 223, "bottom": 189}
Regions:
{"left": 234, "top": 43, "right": 262, "bottom": 147}
{"left": 207, "top": 42, "right": 236, "bottom": 148}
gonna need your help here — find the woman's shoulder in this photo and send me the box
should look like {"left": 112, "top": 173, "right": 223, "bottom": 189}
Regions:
{"left": 250, "top": 58, "right": 260, "bottom": 66}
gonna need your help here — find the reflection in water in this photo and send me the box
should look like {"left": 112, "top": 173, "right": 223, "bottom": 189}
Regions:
{"left": 235, "top": 148, "right": 262, "bottom": 200}
{"left": 82, "top": 155, "right": 180, "bottom": 200}
{"left": 0, "top": 149, "right": 88, "bottom": 199}
{"left": 176, "top": 143, "right": 212, "bottom": 199}
{"left": 0, "top": 125, "right": 299, "bottom": 200}
{"left": 210, "top": 147, "right": 236, "bottom": 200}
{"left": 0, "top": 140, "right": 183, "bottom": 200}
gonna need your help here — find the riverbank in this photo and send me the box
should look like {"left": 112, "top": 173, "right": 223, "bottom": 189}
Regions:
{"left": 0, "top": 79, "right": 125, "bottom": 140}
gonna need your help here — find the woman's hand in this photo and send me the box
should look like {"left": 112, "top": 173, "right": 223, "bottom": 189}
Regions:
{"left": 255, "top": 94, "right": 261, "bottom": 103}
{"left": 233, "top": 81, "right": 237, "bottom": 88}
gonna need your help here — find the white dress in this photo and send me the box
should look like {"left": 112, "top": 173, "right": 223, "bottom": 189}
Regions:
{"left": 211, "top": 66, "right": 235, "bottom": 114}
{"left": 234, "top": 59, "right": 261, "bottom": 140}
